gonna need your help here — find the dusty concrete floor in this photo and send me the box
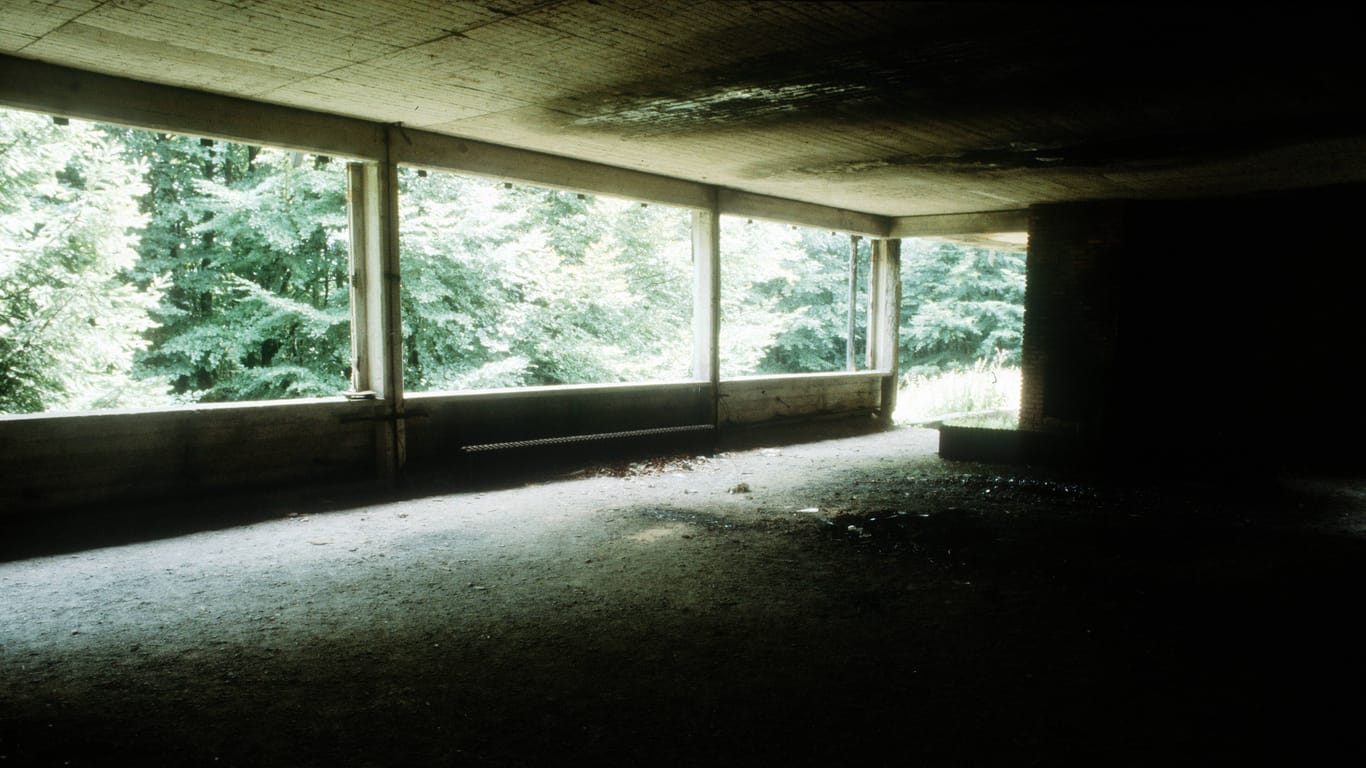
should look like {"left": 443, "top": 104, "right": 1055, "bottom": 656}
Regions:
{"left": 3, "top": 422, "right": 1366, "bottom": 767}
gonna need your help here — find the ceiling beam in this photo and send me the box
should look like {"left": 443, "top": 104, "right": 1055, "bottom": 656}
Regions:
{"left": 0, "top": 54, "right": 385, "bottom": 161}
{"left": 889, "top": 210, "right": 1030, "bottom": 239}
{"left": 718, "top": 189, "right": 892, "bottom": 237}
{"left": 392, "top": 125, "right": 714, "bottom": 210}
{"left": 1, "top": 53, "right": 906, "bottom": 232}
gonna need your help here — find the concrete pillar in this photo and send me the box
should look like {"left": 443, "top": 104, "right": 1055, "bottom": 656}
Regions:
{"left": 344, "top": 136, "right": 405, "bottom": 485}
{"left": 692, "top": 196, "right": 722, "bottom": 429}
{"left": 868, "top": 238, "right": 902, "bottom": 422}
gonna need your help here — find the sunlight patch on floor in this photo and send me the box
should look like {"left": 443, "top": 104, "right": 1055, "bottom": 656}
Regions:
{"left": 627, "top": 522, "right": 691, "bottom": 543}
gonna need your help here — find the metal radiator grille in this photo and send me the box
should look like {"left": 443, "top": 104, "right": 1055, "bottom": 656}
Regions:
{"left": 460, "top": 424, "right": 714, "bottom": 453}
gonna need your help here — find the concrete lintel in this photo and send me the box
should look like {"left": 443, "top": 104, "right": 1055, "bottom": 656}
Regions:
{"left": 719, "top": 189, "right": 892, "bottom": 237}
{"left": 0, "top": 54, "right": 385, "bottom": 160}
{"left": 889, "top": 209, "right": 1029, "bottom": 239}
{"left": 392, "top": 126, "right": 714, "bottom": 210}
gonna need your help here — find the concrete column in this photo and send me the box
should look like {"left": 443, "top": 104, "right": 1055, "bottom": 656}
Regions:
{"left": 1018, "top": 203, "right": 1123, "bottom": 437}
{"left": 847, "top": 235, "right": 861, "bottom": 371}
{"left": 869, "top": 238, "right": 902, "bottom": 422}
{"left": 692, "top": 196, "right": 722, "bottom": 428}
{"left": 344, "top": 135, "right": 405, "bottom": 485}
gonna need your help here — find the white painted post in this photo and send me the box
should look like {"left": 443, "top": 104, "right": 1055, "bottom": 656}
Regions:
{"left": 869, "top": 239, "right": 902, "bottom": 422}
{"left": 865, "top": 236, "right": 880, "bottom": 369}
{"left": 345, "top": 163, "right": 372, "bottom": 397}
{"left": 344, "top": 138, "right": 406, "bottom": 485}
{"left": 847, "top": 234, "right": 861, "bottom": 371}
{"left": 692, "top": 193, "right": 721, "bottom": 428}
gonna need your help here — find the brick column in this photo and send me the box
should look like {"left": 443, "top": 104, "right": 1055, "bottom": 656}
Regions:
{"left": 1019, "top": 202, "right": 1124, "bottom": 438}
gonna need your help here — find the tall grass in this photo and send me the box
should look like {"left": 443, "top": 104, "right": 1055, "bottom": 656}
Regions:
{"left": 895, "top": 363, "right": 1021, "bottom": 425}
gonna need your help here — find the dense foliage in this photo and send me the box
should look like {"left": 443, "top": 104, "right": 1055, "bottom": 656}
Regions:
{"left": 0, "top": 112, "right": 161, "bottom": 412}
{"left": 732, "top": 222, "right": 868, "bottom": 376}
{"left": 114, "top": 130, "right": 352, "bottom": 402}
{"left": 900, "top": 239, "right": 1026, "bottom": 378}
{"left": 399, "top": 173, "right": 694, "bottom": 390}
{"left": 0, "top": 108, "right": 1025, "bottom": 414}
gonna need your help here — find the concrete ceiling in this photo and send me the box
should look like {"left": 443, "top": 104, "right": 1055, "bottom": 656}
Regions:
{"left": 3, "top": 1, "right": 1364, "bottom": 217}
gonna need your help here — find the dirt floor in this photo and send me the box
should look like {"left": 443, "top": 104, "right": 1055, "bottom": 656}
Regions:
{"left": 3, "top": 420, "right": 1366, "bottom": 767}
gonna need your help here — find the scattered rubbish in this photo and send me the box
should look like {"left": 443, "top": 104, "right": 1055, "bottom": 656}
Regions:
{"left": 797, "top": 507, "right": 819, "bottom": 513}
{"left": 639, "top": 507, "right": 737, "bottom": 530}
{"left": 819, "top": 504, "right": 1005, "bottom": 561}
{"left": 576, "top": 453, "right": 709, "bottom": 478}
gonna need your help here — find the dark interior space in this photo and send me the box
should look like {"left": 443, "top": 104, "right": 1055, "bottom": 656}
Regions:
{"left": 4, "top": 423, "right": 1366, "bottom": 767}
{"left": 1117, "top": 185, "right": 1366, "bottom": 475}
{"left": 1021, "top": 183, "right": 1366, "bottom": 481}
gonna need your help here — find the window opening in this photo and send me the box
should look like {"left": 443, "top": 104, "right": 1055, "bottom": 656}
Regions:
{"left": 0, "top": 107, "right": 352, "bottom": 414}
{"left": 894, "top": 233, "right": 1028, "bottom": 427}
{"left": 397, "top": 168, "right": 693, "bottom": 391}
{"left": 719, "top": 217, "right": 869, "bottom": 377}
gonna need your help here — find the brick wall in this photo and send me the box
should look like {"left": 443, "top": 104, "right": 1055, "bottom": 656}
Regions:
{"left": 1019, "top": 201, "right": 1125, "bottom": 436}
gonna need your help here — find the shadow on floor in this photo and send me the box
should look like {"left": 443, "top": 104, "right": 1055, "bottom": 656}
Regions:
{"left": 0, "top": 416, "right": 894, "bottom": 562}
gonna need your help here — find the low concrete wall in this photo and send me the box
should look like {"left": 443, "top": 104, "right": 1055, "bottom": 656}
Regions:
{"left": 0, "top": 398, "right": 382, "bottom": 512}
{"left": 405, "top": 380, "right": 713, "bottom": 470}
{"left": 1, "top": 373, "right": 892, "bottom": 511}
{"left": 719, "top": 372, "right": 886, "bottom": 426}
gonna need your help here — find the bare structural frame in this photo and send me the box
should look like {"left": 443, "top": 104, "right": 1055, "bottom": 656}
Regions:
{"left": 0, "top": 54, "right": 1018, "bottom": 509}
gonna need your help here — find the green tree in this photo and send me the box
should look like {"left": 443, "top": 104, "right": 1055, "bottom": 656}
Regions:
{"left": 718, "top": 218, "right": 802, "bottom": 376}
{"left": 3, "top": 110, "right": 1028, "bottom": 417}
{"left": 719, "top": 219, "right": 874, "bottom": 376}
{"left": 513, "top": 194, "right": 692, "bottom": 384}
{"left": 600, "top": 199, "right": 693, "bottom": 378}
{"left": 752, "top": 229, "right": 866, "bottom": 374}
{"left": 899, "top": 240, "right": 1026, "bottom": 378}
{"left": 0, "top": 110, "right": 167, "bottom": 413}
{"left": 399, "top": 171, "right": 538, "bottom": 389}
{"left": 118, "top": 131, "right": 351, "bottom": 402}
{"left": 398, "top": 173, "right": 693, "bottom": 390}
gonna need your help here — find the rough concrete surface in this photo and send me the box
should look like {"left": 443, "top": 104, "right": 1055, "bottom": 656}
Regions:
{"left": 3, "top": 423, "right": 1365, "bottom": 766}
